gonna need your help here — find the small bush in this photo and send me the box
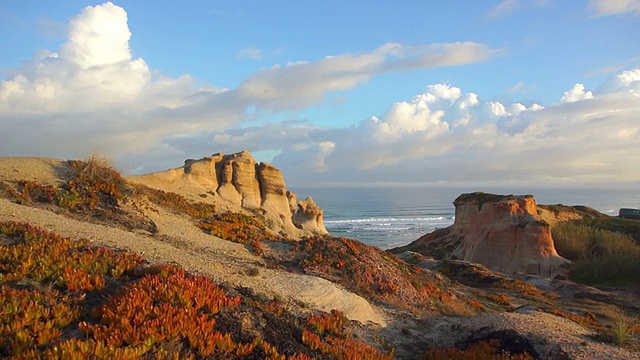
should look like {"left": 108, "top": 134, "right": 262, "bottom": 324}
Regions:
{"left": 197, "top": 212, "right": 286, "bottom": 255}
{"left": 62, "top": 154, "right": 130, "bottom": 212}
{"left": 552, "top": 222, "right": 593, "bottom": 260}
{"left": 2, "top": 155, "right": 157, "bottom": 232}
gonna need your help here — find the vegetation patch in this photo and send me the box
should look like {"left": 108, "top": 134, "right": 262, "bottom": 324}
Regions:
{"left": 1, "top": 155, "right": 156, "bottom": 233}
{"left": 552, "top": 222, "right": 640, "bottom": 286}
{"left": 291, "top": 236, "right": 480, "bottom": 315}
{"left": 198, "top": 212, "right": 287, "bottom": 255}
{"left": 420, "top": 338, "right": 535, "bottom": 360}
{"left": 0, "top": 221, "right": 394, "bottom": 359}
{"left": 538, "top": 204, "right": 606, "bottom": 219}
{"left": 541, "top": 308, "right": 603, "bottom": 332}
{"left": 133, "top": 184, "right": 217, "bottom": 220}
{"left": 437, "top": 260, "right": 556, "bottom": 301}
{"left": 608, "top": 308, "right": 638, "bottom": 346}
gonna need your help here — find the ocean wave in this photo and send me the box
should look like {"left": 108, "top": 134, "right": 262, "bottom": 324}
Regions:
{"left": 324, "top": 216, "right": 453, "bottom": 224}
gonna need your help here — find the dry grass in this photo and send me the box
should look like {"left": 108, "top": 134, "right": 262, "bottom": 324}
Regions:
{"left": 552, "top": 222, "right": 640, "bottom": 286}
{"left": 609, "top": 308, "right": 638, "bottom": 346}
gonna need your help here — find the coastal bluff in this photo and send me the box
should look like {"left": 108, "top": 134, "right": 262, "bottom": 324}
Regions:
{"left": 392, "top": 192, "right": 572, "bottom": 278}
{"left": 129, "top": 151, "right": 327, "bottom": 238}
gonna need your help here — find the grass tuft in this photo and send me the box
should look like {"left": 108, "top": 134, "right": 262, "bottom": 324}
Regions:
{"left": 609, "top": 308, "right": 637, "bottom": 346}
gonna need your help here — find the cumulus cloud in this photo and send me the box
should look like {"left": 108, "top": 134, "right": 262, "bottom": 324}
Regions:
{"left": 599, "top": 68, "right": 640, "bottom": 94}
{"left": 0, "top": 2, "right": 496, "bottom": 172}
{"left": 587, "top": 0, "right": 640, "bottom": 17}
{"left": 211, "top": 71, "right": 640, "bottom": 186}
{"left": 0, "top": 2, "right": 240, "bottom": 166}
{"left": 560, "top": 83, "right": 594, "bottom": 103}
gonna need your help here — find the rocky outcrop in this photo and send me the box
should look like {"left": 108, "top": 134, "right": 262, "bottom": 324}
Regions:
{"left": 131, "top": 151, "right": 328, "bottom": 238}
{"left": 391, "top": 193, "right": 571, "bottom": 278}
{"left": 292, "top": 197, "right": 327, "bottom": 234}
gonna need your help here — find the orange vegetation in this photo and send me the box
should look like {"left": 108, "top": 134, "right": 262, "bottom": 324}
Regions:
{"left": 0, "top": 221, "right": 393, "bottom": 358}
{"left": 294, "top": 236, "right": 480, "bottom": 315}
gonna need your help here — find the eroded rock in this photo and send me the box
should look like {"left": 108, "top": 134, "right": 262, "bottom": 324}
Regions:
{"left": 292, "top": 197, "right": 328, "bottom": 234}
{"left": 392, "top": 193, "right": 571, "bottom": 278}
{"left": 130, "top": 151, "right": 328, "bottom": 238}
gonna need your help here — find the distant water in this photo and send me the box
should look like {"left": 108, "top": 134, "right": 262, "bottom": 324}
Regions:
{"left": 292, "top": 186, "right": 640, "bottom": 250}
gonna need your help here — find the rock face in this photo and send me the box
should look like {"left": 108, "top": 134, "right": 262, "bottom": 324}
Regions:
{"left": 392, "top": 193, "right": 571, "bottom": 278}
{"left": 132, "top": 151, "right": 328, "bottom": 237}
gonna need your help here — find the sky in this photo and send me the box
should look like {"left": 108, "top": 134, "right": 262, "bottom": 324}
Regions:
{"left": 1, "top": 1, "right": 639, "bottom": 188}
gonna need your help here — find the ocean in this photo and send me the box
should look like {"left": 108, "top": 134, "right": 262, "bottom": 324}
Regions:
{"left": 292, "top": 186, "right": 640, "bottom": 249}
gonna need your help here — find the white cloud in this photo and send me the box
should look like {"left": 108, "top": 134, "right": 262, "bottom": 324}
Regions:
{"left": 236, "top": 42, "right": 499, "bottom": 110}
{"left": 0, "top": 2, "right": 240, "bottom": 167}
{"left": 587, "top": 0, "right": 640, "bottom": 17}
{"left": 486, "top": 0, "right": 551, "bottom": 19}
{"left": 236, "top": 45, "right": 285, "bottom": 60}
{"left": 211, "top": 72, "right": 640, "bottom": 186}
{"left": 61, "top": 2, "right": 132, "bottom": 68}
{"left": 487, "top": 0, "right": 520, "bottom": 18}
{"left": 560, "top": 83, "right": 594, "bottom": 103}
{"left": 0, "top": 2, "right": 496, "bottom": 173}
{"left": 599, "top": 68, "right": 640, "bottom": 94}
{"left": 237, "top": 46, "right": 263, "bottom": 60}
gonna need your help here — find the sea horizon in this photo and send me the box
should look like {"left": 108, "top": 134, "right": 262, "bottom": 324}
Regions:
{"left": 291, "top": 185, "right": 640, "bottom": 250}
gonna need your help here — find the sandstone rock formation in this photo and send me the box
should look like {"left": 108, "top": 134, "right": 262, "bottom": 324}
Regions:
{"left": 129, "top": 151, "right": 328, "bottom": 238}
{"left": 291, "top": 196, "right": 326, "bottom": 234}
{"left": 392, "top": 193, "right": 571, "bottom": 278}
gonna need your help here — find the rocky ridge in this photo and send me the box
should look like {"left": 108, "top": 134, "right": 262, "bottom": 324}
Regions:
{"left": 129, "top": 151, "right": 327, "bottom": 238}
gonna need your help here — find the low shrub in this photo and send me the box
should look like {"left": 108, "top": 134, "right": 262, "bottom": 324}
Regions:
{"left": 543, "top": 308, "right": 603, "bottom": 332}
{"left": 420, "top": 340, "right": 535, "bottom": 360}
{"left": 294, "top": 237, "right": 479, "bottom": 316}
{"left": 198, "top": 211, "right": 286, "bottom": 255}
{"left": 3, "top": 155, "right": 157, "bottom": 233}
{"left": 552, "top": 222, "right": 640, "bottom": 286}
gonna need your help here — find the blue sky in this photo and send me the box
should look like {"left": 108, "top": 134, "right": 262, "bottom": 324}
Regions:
{"left": 1, "top": 1, "right": 639, "bottom": 187}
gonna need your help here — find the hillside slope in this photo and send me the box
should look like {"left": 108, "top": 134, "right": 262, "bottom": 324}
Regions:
{"left": 1, "top": 156, "right": 638, "bottom": 359}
